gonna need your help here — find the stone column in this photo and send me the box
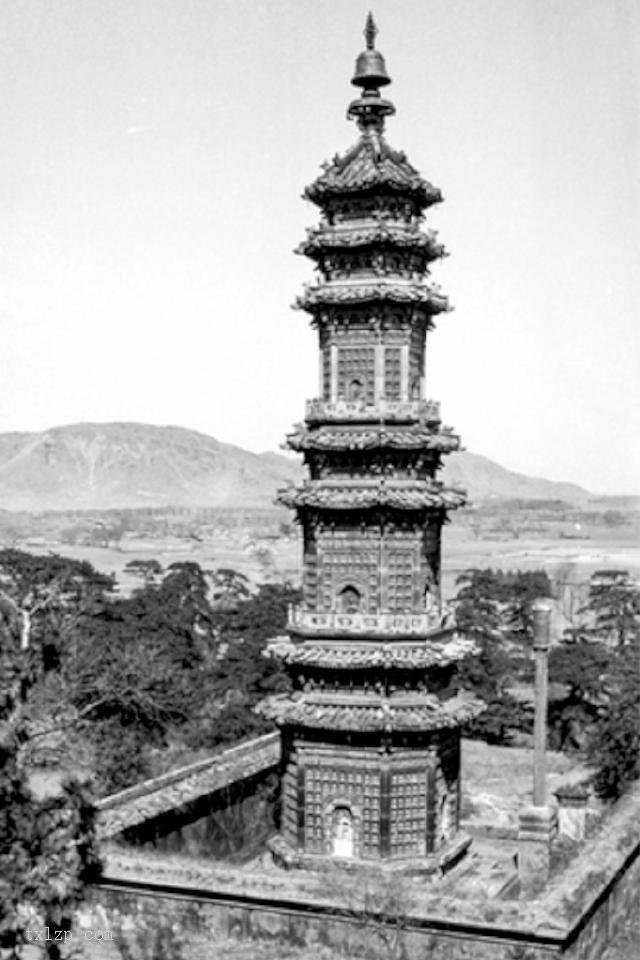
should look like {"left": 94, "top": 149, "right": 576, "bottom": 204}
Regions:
{"left": 518, "top": 599, "right": 557, "bottom": 897}
{"left": 400, "top": 343, "right": 409, "bottom": 400}
{"left": 532, "top": 599, "right": 551, "bottom": 806}
{"left": 330, "top": 343, "right": 338, "bottom": 402}
{"left": 374, "top": 339, "right": 384, "bottom": 401}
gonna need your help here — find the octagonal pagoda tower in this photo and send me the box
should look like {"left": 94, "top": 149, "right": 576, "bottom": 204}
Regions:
{"left": 264, "top": 15, "right": 482, "bottom": 873}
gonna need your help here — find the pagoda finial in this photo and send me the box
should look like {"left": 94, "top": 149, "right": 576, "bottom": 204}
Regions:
{"left": 348, "top": 14, "right": 395, "bottom": 134}
{"left": 364, "top": 12, "right": 378, "bottom": 50}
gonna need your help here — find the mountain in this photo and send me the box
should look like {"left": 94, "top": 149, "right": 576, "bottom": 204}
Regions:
{"left": 441, "top": 451, "right": 589, "bottom": 504}
{"left": 0, "top": 422, "right": 589, "bottom": 512}
{"left": 0, "top": 423, "right": 302, "bottom": 512}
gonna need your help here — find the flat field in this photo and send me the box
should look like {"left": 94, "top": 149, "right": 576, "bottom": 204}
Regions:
{"left": 18, "top": 522, "right": 640, "bottom": 602}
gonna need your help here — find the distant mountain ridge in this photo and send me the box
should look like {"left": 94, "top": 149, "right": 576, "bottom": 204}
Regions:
{"left": 0, "top": 422, "right": 589, "bottom": 512}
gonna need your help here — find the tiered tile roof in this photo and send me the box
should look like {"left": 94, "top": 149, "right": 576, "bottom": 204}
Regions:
{"left": 297, "top": 223, "right": 445, "bottom": 259}
{"left": 286, "top": 425, "right": 460, "bottom": 453}
{"left": 295, "top": 279, "right": 449, "bottom": 313}
{"left": 278, "top": 480, "right": 467, "bottom": 511}
{"left": 262, "top": 690, "right": 483, "bottom": 732}
{"left": 304, "top": 135, "right": 443, "bottom": 210}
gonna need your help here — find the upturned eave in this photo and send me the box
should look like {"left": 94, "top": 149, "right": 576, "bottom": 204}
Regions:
{"left": 259, "top": 689, "right": 484, "bottom": 732}
{"left": 277, "top": 480, "right": 467, "bottom": 512}
{"left": 294, "top": 281, "right": 450, "bottom": 314}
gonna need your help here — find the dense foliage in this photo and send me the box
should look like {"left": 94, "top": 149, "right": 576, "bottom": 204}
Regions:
{"left": 0, "top": 547, "right": 300, "bottom": 956}
{"left": 454, "top": 565, "right": 640, "bottom": 797}
{"left": 587, "top": 638, "right": 640, "bottom": 798}
{"left": 0, "top": 550, "right": 103, "bottom": 958}
{"left": 454, "top": 568, "right": 552, "bottom": 743}
{"left": 0, "top": 549, "right": 296, "bottom": 796}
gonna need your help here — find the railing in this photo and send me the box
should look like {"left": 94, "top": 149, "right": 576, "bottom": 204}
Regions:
{"left": 287, "top": 606, "right": 442, "bottom": 636}
{"left": 305, "top": 398, "right": 440, "bottom": 423}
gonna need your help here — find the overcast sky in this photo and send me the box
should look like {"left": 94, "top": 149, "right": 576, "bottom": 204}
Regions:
{"left": 1, "top": 0, "right": 638, "bottom": 493}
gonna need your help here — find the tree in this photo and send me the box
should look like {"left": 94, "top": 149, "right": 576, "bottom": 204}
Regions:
{"left": 124, "top": 558, "right": 164, "bottom": 589}
{"left": 453, "top": 567, "right": 552, "bottom": 646}
{"left": 211, "top": 567, "right": 251, "bottom": 609}
{"left": 182, "top": 580, "right": 297, "bottom": 751}
{"left": 548, "top": 639, "right": 611, "bottom": 750}
{"left": 582, "top": 570, "right": 640, "bottom": 648}
{"left": 453, "top": 568, "right": 552, "bottom": 744}
{"left": 0, "top": 551, "right": 103, "bottom": 958}
{"left": 67, "top": 561, "right": 218, "bottom": 793}
{"left": 588, "top": 638, "right": 640, "bottom": 798}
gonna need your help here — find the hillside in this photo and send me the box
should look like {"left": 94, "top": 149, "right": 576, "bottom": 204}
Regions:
{"left": 442, "top": 451, "right": 588, "bottom": 504}
{"left": 0, "top": 423, "right": 301, "bottom": 512}
{"left": 0, "top": 422, "right": 589, "bottom": 512}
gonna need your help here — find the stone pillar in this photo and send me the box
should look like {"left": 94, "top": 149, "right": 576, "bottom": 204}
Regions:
{"left": 374, "top": 340, "right": 384, "bottom": 401}
{"left": 532, "top": 600, "right": 551, "bottom": 807}
{"left": 554, "top": 783, "right": 589, "bottom": 842}
{"left": 330, "top": 343, "right": 338, "bottom": 401}
{"left": 518, "top": 599, "right": 557, "bottom": 897}
{"left": 400, "top": 343, "right": 409, "bottom": 400}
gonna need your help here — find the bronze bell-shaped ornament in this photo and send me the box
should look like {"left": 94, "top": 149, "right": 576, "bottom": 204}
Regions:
{"left": 351, "top": 48, "right": 391, "bottom": 90}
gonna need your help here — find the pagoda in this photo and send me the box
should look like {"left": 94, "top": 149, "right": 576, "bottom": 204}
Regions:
{"left": 263, "top": 15, "right": 482, "bottom": 873}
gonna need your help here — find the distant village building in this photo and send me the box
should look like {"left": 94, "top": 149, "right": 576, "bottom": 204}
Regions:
{"left": 262, "top": 15, "right": 482, "bottom": 872}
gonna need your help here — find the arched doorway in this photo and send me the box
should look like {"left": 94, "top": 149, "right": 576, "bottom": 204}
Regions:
{"left": 348, "top": 378, "right": 364, "bottom": 400}
{"left": 339, "top": 585, "right": 362, "bottom": 613}
{"left": 331, "top": 806, "right": 355, "bottom": 857}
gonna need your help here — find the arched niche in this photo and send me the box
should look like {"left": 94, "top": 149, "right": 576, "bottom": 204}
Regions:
{"left": 339, "top": 584, "right": 362, "bottom": 613}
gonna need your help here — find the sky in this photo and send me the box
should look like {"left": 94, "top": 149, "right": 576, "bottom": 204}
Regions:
{"left": 1, "top": 0, "right": 638, "bottom": 494}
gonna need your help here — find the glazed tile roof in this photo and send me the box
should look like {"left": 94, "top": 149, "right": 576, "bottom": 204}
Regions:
{"left": 297, "top": 224, "right": 445, "bottom": 259}
{"left": 285, "top": 425, "right": 460, "bottom": 453}
{"left": 261, "top": 690, "right": 484, "bottom": 732}
{"left": 267, "top": 634, "right": 477, "bottom": 668}
{"left": 277, "top": 480, "right": 467, "bottom": 512}
{"left": 295, "top": 280, "right": 449, "bottom": 314}
{"left": 304, "top": 134, "right": 442, "bottom": 209}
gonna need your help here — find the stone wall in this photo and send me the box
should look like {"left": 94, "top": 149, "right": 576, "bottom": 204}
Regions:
{"left": 79, "top": 850, "right": 639, "bottom": 960}
{"left": 79, "top": 789, "right": 639, "bottom": 960}
{"left": 86, "top": 736, "right": 640, "bottom": 959}
{"left": 96, "top": 733, "right": 280, "bottom": 841}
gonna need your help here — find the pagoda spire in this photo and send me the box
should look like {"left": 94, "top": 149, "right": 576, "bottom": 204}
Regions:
{"left": 348, "top": 14, "right": 395, "bottom": 133}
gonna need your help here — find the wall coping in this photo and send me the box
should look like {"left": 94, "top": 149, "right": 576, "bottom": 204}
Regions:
{"left": 96, "top": 732, "right": 281, "bottom": 838}
{"left": 96, "top": 732, "right": 280, "bottom": 811}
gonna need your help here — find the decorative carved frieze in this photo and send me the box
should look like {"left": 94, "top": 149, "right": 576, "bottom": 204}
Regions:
{"left": 267, "top": 634, "right": 477, "bottom": 668}
{"left": 305, "top": 397, "right": 441, "bottom": 424}
{"left": 287, "top": 607, "right": 444, "bottom": 637}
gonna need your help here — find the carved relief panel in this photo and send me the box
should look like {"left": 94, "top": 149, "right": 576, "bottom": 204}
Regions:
{"left": 304, "top": 762, "right": 381, "bottom": 857}
{"left": 389, "top": 768, "right": 428, "bottom": 857}
{"left": 337, "top": 346, "right": 375, "bottom": 402}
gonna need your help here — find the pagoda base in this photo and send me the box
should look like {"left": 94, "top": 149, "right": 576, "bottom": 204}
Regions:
{"left": 267, "top": 831, "right": 471, "bottom": 878}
